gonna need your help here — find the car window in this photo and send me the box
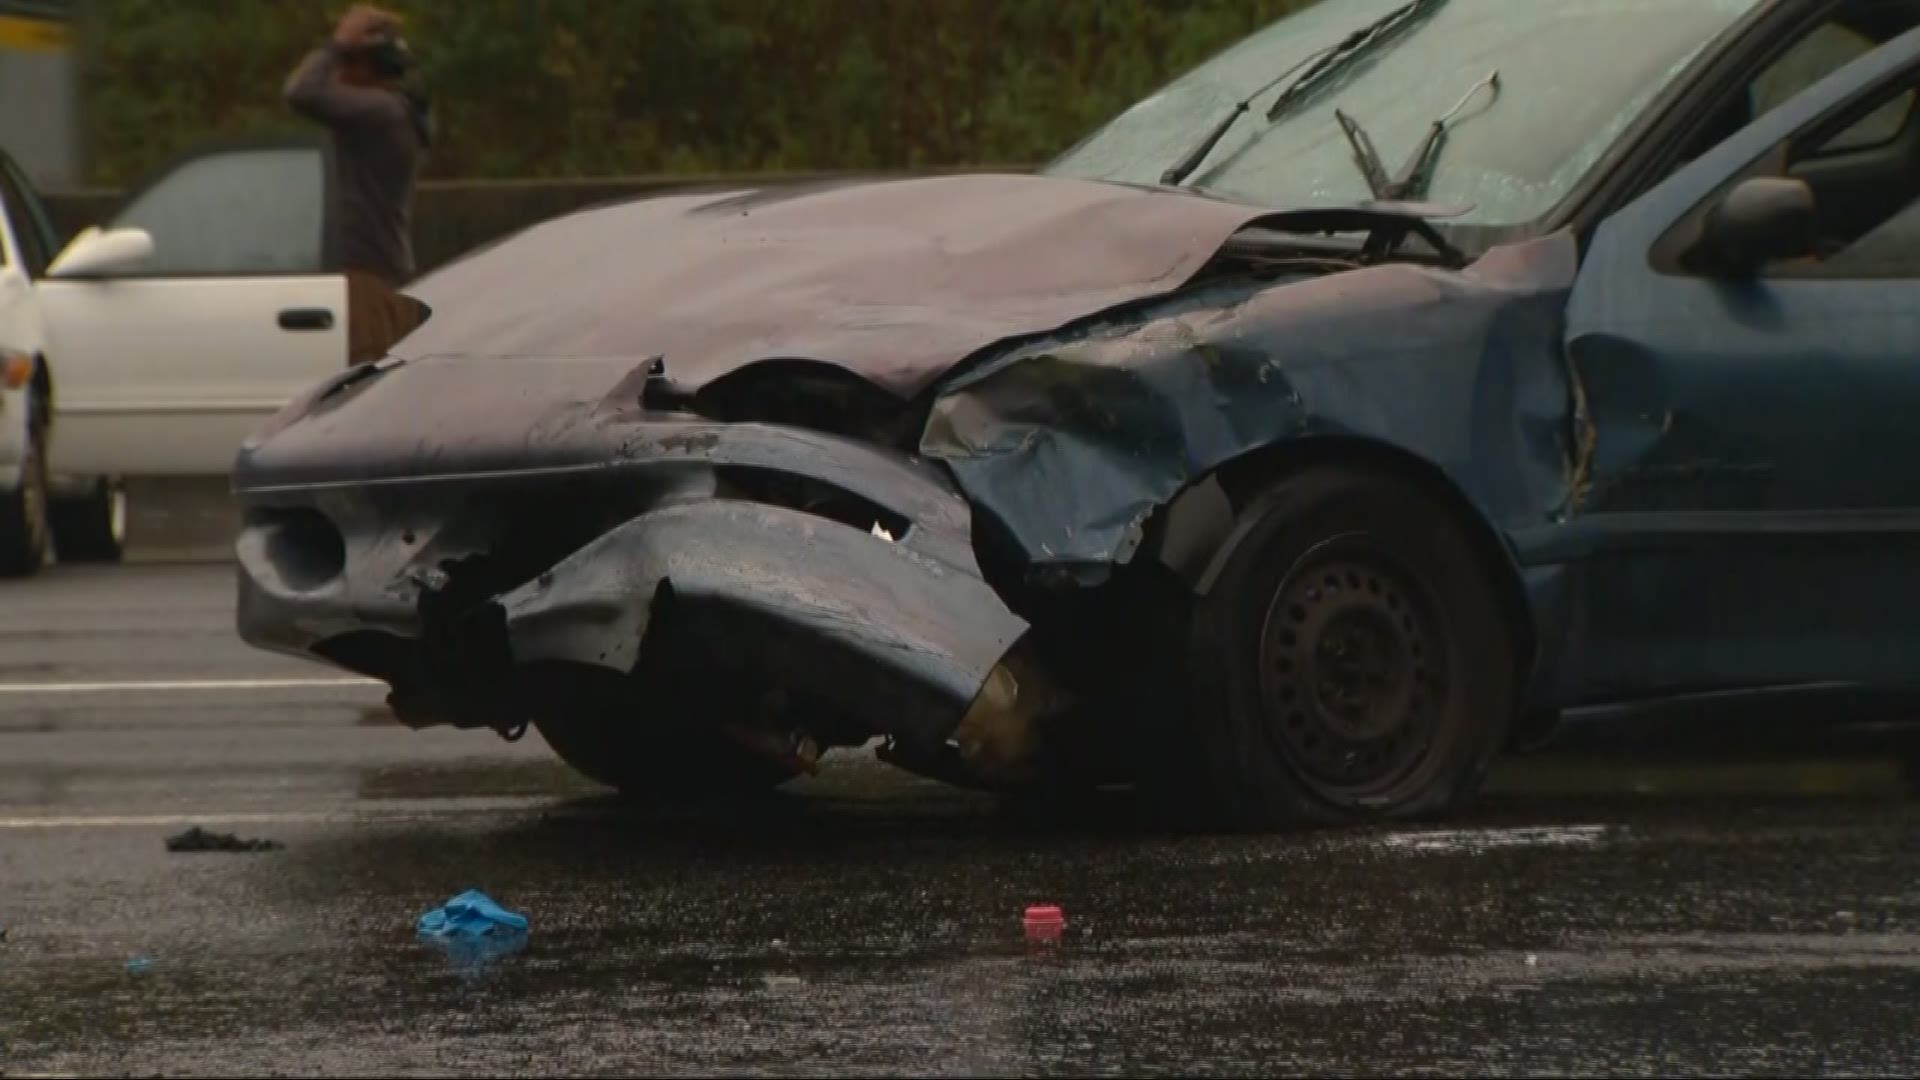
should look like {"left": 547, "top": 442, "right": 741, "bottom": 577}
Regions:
{"left": 1760, "top": 71, "right": 1920, "bottom": 278}
{"left": 0, "top": 168, "right": 50, "bottom": 276}
{"left": 1817, "top": 197, "right": 1920, "bottom": 274}
{"left": 0, "top": 156, "right": 63, "bottom": 277}
{"left": 1751, "top": 21, "right": 1917, "bottom": 154}
{"left": 108, "top": 146, "right": 326, "bottom": 276}
{"left": 0, "top": 182, "right": 13, "bottom": 270}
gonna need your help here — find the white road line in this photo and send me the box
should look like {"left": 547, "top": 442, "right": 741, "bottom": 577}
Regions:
{"left": 0, "top": 677, "right": 381, "bottom": 694}
{"left": 0, "top": 811, "right": 342, "bottom": 828}
{"left": 0, "top": 800, "right": 564, "bottom": 829}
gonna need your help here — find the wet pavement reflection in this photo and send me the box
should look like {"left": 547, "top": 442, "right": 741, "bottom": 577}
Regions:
{"left": 5, "top": 567, "right": 1920, "bottom": 1075}
{"left": 7, "top": 753, "right": 1920, "bottom": 1076}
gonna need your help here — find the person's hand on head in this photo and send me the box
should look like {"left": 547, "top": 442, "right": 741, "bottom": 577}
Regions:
{"left": 334, "top": 4, "right": 401, "bottom": 48}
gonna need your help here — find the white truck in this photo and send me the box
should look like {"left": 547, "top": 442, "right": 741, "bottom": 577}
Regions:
{"left": 0, "top": 138, "right": 354, "bottom": 574}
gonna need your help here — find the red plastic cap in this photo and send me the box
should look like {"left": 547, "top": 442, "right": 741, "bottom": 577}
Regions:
{"left": 1023, "top": 905, "right": 1066, "bottom": 939}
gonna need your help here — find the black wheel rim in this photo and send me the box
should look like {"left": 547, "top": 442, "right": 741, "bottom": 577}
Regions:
{"left": 1256, "top": 535, "right": 1448, "bottom": 803}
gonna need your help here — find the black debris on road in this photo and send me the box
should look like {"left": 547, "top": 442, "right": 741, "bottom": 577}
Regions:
{"left": 163, "top": 825, "right": 285, "bottom": 853}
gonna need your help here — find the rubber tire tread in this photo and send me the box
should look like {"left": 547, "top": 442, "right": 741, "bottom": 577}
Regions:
{"left": 1184, "top": 463, "right": 1516, "bottom": 830}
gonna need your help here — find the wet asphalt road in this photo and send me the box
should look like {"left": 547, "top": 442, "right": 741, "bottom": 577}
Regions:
{"left": 5, "top": 565, "right": 1920, "bottom": 1076}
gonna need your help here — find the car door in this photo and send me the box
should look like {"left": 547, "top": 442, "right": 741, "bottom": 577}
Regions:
{"left": 35, "top": 138, "right": 347, "bottom": 477}
{"left": 1560, "top": 24, "right": 1920, "bottom": 701}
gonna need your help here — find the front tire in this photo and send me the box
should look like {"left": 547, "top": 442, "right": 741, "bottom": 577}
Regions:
{"left": 0, "top": 391, "right": 51, "bottom": 577}
{"left": 1184, "top": 464, "right": 1517, "bottom": 830}
{"left": 50, "top": 478, "right": 126, "bottom": 563}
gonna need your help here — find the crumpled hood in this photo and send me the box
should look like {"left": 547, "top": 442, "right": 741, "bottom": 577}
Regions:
{"left": 391, "top": 172, "right": 1279, "bottom": 398}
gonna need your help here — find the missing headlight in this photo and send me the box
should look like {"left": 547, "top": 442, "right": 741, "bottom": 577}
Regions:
{"left": 243, "top": 506, "right": 346, "bottom": 591}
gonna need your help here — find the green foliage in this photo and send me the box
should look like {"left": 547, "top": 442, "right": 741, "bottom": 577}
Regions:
{"left": 82, "top": 0, "right": 1316, "bottom": 184}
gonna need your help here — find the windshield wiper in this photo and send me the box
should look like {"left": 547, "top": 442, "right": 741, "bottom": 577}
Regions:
{"left": 1160, "top": 0, "right": 1446, "bottom": 187}
{"left": 1335, "top": 68, "right": 1500, "bottom": 202}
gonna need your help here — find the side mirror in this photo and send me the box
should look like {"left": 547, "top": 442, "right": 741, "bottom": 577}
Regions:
{"left": 1689, "top": 177, "right": 1816, "bottom": 277}
{"left": 47, "top": 226, "right": 156, "bottom": 278}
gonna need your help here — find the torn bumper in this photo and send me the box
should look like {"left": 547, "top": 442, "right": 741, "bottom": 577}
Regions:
{"left": 233, "top": 413, "right": 1029, "bottom": 753}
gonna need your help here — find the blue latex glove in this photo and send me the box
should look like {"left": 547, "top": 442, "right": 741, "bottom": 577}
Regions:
{"left": 416, "top": 889, "right": 529, "bottom": 940}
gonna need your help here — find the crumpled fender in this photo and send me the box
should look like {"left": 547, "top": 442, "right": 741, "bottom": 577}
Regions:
{"left": 921, "top": 232, "right": 1583, "bottom": 575}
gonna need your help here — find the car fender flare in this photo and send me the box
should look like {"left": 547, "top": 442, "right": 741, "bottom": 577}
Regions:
{"left": 1161, "top": 435, "right": 1539, "bottom": 683}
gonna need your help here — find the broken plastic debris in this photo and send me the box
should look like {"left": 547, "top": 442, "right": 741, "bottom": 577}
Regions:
{"left": 165, "top": 826, "right": 284, "bottom": 853}
{"left": 1023, "top": 904, "right": 1066, "bottom": 943}
{"left": 125, "top": 955, "right": 154, "bottom": 974}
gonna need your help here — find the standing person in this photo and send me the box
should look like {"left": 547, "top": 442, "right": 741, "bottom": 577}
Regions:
{"left": 284, "top": 4, "right": 433, "bottom": 364}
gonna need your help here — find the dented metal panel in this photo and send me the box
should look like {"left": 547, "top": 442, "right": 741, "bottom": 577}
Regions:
{"left": 235, "top": 400, "right": 1028, "bottom": 749}
{"left": 387, "top": 173, "right": 1288, "bottom": 398}
{"left": 922, "top": 232, "right": 1583, "bottom": 574}
{"left": 1549, "top": 27, "right": 1920, "bottom": 702}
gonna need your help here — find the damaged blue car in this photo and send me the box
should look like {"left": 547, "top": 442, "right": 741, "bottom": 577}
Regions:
{"left": 233, "top": 0, "right": 1920, "bottom": 828}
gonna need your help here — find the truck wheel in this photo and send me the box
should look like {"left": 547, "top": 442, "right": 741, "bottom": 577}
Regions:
{"left": 1184, "top": 464, "right": 1516, "bottom": 829}
{"left": 0, "top": 390, "right": 51, "bottom": 577}
{"left": 50, "top": 478, "right": 126, "bottom": 563}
